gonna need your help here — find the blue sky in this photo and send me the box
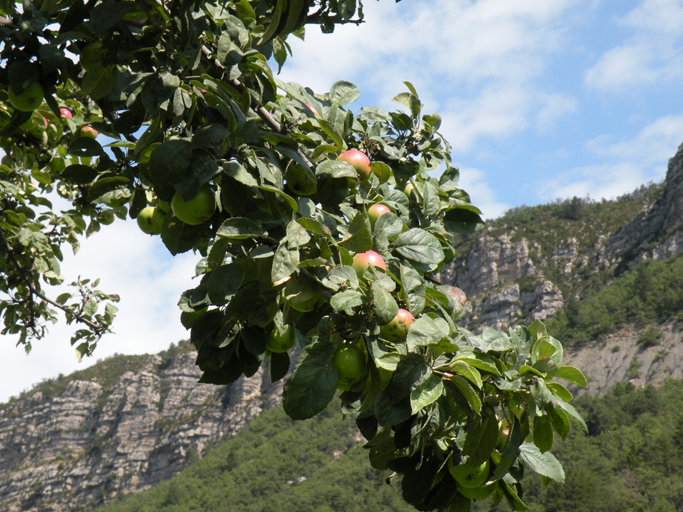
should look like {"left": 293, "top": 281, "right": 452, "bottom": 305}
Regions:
{"left": 2, "top": 0, "right": 682, "bottom": 403}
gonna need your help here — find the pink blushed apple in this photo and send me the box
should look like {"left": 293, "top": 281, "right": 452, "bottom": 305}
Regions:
{"left": 338, "top": 149, "right": 371, "bottom": 180}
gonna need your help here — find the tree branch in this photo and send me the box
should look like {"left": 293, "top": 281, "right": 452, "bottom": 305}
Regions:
{"left": 0, "top": 226, "right": 109, "bottom": 335}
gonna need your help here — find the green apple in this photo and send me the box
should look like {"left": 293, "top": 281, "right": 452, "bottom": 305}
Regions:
{"left": 286, "top": 163, "right": 317, "bottom": 195}
{"left": 337, "top": 149, "right": 371, "bottom": 180}
{"left": 284, "top": 277, "right": 320, "bottom": 312}
{"left": 368, "top": 203, "right": 391, "bottom": 229}
{"left": 333, "top": 345, "right": 367, "bottom": 387}
{"left": 8, "top": 81, "right": 44, "bottom": 112}
{"left": 351, "top": 250, "right": 386, "bottom": 278}
{"left": 156, "top": 198, "right": 170, "bottom": 213}
{"left": 266, "top": 324, "right": 296, "bottom": 353}
{"left": 448, "top": 457, "right": 490, "bottom": 489}
{"left": 137, "top": 206, "right": 165, "bottom": 234}
{"left": 458, "top": 481, "right": 498, "bottom": 500}
{"left": 172, "top": 185, "right": 216, "bottom": 225}
{"left": 380, "top": 308, "right": 414, "bottom": 342}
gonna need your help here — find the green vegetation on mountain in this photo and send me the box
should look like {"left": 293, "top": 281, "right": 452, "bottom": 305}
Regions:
{"left": 473, "top": 379, "right": 683, "bottom": 512}
{"left": 98, "top": 403, "right": 413, "bottom": 512}
{"left": 94, "top": 377, "right": 683, "bottom": 512}
{"left": 547, "top": 253, "right": 683, "bottom": 346}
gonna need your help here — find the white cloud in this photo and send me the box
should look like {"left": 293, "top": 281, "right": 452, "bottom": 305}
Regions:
{"left": 535, "top": 93, "right": 579, "bottom": 132}
{"left": 0, "top": 220, "right": 198, "bottom": 403}
{"left": 585, "top": 0, "right": 683, "bottom": 91}
{"left": 585, "top": 115, "right": 683, "bottom": 166}
{"left": 279, "top": 0, "right": 583, "bottom": 153}
{"left": 538, "top": 114, "right": 683, "bottom": 202}
{"left": 458, "top": 166, "right": 510, "bottom": 219}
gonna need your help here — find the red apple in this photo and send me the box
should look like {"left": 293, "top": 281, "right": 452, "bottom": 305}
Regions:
{"left": 338, "top": 149, "right": 371, "bottom": 180}
{"left": 60, "top": 108, "right": 72, "bottom": 119}
{"left": 368, "top": 203, "right": 391, "bottom": 229}
{"left": 305, "top": 103, "right": 319, "bottom": 117}
{"left": 351, "top": 250, "right": 386, "bottom": 277}
{"left": 380, "top": 308, "right": 415, "bottom": 342}
{"left": 81, "top": 125, "right": 98, "bottom": 138}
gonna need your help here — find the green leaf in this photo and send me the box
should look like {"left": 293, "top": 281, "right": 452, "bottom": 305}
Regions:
{"left": 270, "top": 350, "right": 290, "bottom": 383}
{"left": 330, "top": 290, "right": 364, "bottom": 313}
{"left": 519, "top": 443, "right": 565, "bottom": 483}
{"left": 61, "top": 165, "right": 97, "bottom": 184}
{"left": 501, "top": 481, "right": 531, "bottom": 511}
{"left": 330, "top": 80, "right": 360, "bottom": 105}
{"left": 297, "top": 217, "right": 332, "bottom": 238}
{"left": 454, "top": 352, "right": 501, "bottom": 376}
{"left": 149, "top": 140, "right": 192, "bottom": 198}
{"left": 448, "top": 375, "right": 481, "bottom": 414}
{"left": 282, "top": 340, "right": 337, "bottom": 420}
{"left": 450, "top": 360, "right": 482, "bottom": 389}
{"left": 339, "top": 210, "right": 373, "bottom": 253}
{"left": 316, "top": 159, "right": 357, "bottom": 179}
{"left": 462, "top": 413, "right": 498, "bottom": 466}
{"left": 216, "top": 218, "right": 263, "bottom": 240}
{"left": 206, "top": 263, "right": 243, "bottom": 306}
{"left": 318, "top": 119, "right": 344, "bottom": 151}
{"left": 555, "top": 365, "right": 587, "bottom": 388}
{"left": 372, "top": 282, "right": 399, "bottom": 325}
{"left": 81, "top": 64, "right": 114, "bottom": 99}
{"left": 406, "top": 316, "right": 449, "bottom": 350}
{"left": 271, "top": 241, "right": 299, "bottom": 284}
{"left": 394, "top": 228, "right": 444, "bottom": 269}
{"left": 410, "top": 374, "right": 442, "bottom": 413}
{"left": 532, "top": 415, "right": 554, "bottom": 453}
{"left": 322, "top": 266, "right": 359, "bottom": 291}
{"left": 551, "top": 396, "right": 587, "bottom": 432}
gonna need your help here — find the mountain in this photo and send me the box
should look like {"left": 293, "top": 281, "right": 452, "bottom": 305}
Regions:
{"left": 2, "top": 142, "right": 683, "bottom": 511}
{"left": 0, "top": 343, "right": 286, "bottom": 511}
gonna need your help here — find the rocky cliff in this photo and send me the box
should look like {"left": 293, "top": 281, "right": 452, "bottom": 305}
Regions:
{"left": 0, "top": 344, "right": 288, "bottom": 512}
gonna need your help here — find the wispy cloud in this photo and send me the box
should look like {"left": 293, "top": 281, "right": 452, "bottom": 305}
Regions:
{"left": 458, "top": 166, "right": 510, "bottom": 219}
{"left": 537, "top": 115, "right": 683, "bottom": 201}
{"left": 585, "top": 0, "right": 683, "bottom": 92}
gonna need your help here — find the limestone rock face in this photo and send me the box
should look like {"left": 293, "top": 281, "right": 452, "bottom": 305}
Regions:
{"left": 0, "top": 347, "right": 287, "bottom": 512}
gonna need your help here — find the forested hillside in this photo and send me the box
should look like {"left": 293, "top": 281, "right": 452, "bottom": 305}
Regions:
{"left": 95, "top": 378, "right": 683, "bottom": 512}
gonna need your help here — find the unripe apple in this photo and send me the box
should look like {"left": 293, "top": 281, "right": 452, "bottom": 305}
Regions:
{"left": 266, "top": 324, "right": 296, "bottom": 353}
{"left": 351, "top": 250, "right": 386, "bottom": 277}
{"left": 81, "top": 125, "right": 98, "bottom": 138}
{"left": 136, "top": 206, "right": 165, "bottom": 235}
{"left": 337, "top": 149, "right": 371, "bottom": 180}
{"left": 286, "top": 163, "right": 317, "bottom": 196}
{"left": 59, "top": 108, "right": 72, "bottom": 119}
{"left": 458, "top": 481, "right": 498, "bottom": 500}
{"left": 448, "top": 457, "right": 490, "bottom": 489}
{"left": 333, "top": 345, "right": 367, "bottom": 387}
{"left": 368, "top": 203, "right": 391, "bottom": 229}
{"left": 8, "top": 81, "right": 44, "bottom": 112}
{"left": 380, "top": 308, "right": 414, "bottom": 342}
{"left": 284, "top": 277, "right": 321, "bottom": 312}
{"left": 403, "top": 182, "right": 414, "bottom": 195}
{"left": 172, "top": 185, "right": 216, "bottom": 225}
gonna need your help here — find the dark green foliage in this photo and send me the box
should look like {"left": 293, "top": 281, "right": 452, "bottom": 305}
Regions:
{"left": 547, "top": 254, "right": 683, "bottom": 346}
{"left": 472, "top": 380, "right": 683, "bottom": 512}
{"left": 98, "top": 404, "right": 414, "bottom": 512}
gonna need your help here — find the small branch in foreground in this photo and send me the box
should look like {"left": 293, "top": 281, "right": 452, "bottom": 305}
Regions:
{"left": 0, "top": 226, "right": 110, "bottom": 336}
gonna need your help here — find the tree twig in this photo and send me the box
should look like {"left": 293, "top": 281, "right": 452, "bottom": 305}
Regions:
{"left": 0, "top": 226, "right": 108, "bottom": 335}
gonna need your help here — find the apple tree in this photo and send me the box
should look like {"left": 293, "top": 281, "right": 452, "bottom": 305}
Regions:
{"left": 0, "top": 1, "right": 586, "bottom": 510}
